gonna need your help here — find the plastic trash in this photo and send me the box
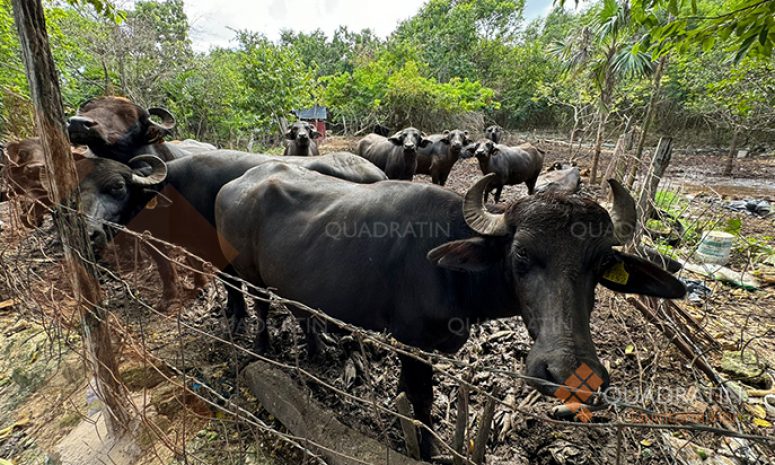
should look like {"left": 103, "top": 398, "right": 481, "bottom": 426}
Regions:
{"left": 684, "top": 279, "right": 712, "bottom": 304}
{"left": 725, "top": 199, "right": 771, "bottom": 217}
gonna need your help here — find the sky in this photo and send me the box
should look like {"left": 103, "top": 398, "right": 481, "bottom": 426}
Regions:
{"left": 182, "top": 0, "right": 567, "bottom": 52}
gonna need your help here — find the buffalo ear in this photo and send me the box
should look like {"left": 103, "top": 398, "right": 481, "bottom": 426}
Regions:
{"left": 428, "top": 237, "right": 502, "bottom": 272}
{"left": 388, "top": 131, "right": 403, "bottom": 145}
{"left": 599, "top": 251, "right": 686, "bottom": 299}
{"left": 311, "top": 128, "right": 321, "bottom": 139}
{"left": 419, "top": 138, "right": 433, "bottom": 148}
{"left": 285, "top": 128, "right": 296, "bottom": 140}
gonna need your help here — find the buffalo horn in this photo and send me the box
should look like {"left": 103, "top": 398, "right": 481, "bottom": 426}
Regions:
{"left": 128, "top": 155, "right": 167, "bottom": 186}
{"left": 607, "top": 178, "right": 637, "bottom": 245}
{"left": 463, "top": 174, "right": 509, "bottom": 236}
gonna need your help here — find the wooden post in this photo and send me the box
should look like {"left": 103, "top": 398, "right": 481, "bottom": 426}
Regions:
{"left": 452, "top": 379, "right": 470, "bottom": 465}
{"left": 396, "top": 393, "right": 421, "bottom": 460}
{"left": 11, "top": 0, "right": 130, "bottom": 435}
{"left": 636, "top": 137, "right": 673, "bottom": 243}
{"left": 471, "top": 388, "right": 498, "bottom": 465}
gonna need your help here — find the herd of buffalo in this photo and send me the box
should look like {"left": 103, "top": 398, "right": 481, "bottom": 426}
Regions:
{"left": 1, "top": 97, "right": 687, "bottom": 459}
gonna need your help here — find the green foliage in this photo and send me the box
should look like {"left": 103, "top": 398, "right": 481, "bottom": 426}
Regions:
{"left": 237, "top": 31, "right": 317, "bottom": 139}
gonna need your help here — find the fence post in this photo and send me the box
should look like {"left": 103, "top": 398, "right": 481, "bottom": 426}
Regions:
{"left": 11, "top": 0, "right": 131, "bottom": 435}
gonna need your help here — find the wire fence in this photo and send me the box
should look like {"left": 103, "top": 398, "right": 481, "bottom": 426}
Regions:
{"left": 0, "top": 167, "right": 773, "bottom": 465}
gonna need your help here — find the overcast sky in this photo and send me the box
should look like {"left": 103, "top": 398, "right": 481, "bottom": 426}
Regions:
{"left": 182, "top": 0, "right": 565, "bottom": 51}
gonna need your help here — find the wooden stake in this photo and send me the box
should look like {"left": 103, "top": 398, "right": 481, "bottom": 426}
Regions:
{"left": 396, "top": 393, "right": 421, "bottom": 460}
{"left": 452, "top": 377, "right": 470, "bottom": 465}
{"left": 472, "top": 388, "right": 499, "bottom": 465}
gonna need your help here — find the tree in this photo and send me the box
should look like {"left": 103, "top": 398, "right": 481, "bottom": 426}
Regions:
{"left": 551, "top": 0, "right": 653, "bottom": 183}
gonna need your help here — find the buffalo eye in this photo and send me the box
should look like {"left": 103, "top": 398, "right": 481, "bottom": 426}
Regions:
{"left": 107, "top": 180, "right": 126, "bottom": 196}
{"left": 512, "top": 247, "right": 531, "bottom": 275}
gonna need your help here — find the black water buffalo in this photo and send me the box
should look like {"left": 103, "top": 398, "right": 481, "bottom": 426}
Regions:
{"left": 464, "top": 139, "right": 544, "bottom": 202}
{"left": 215, "top": 164, "right": 686, "bottom": 459}
{"left": 76, "top": 150, "right": 386, "bottom": 319}
{"left": 356, "top": 128, "right": 432, "bottom": 180}
{"left": 68, "top": 96, "right": 191, "bottom": 163}
{"left": 373, "top": 124, "right": 391, "bottom": 137}
{"left": 283, "top": 121, "right": 321, "bottom": 156}
{"left": 484, "top": 124, "right": 503, "bottom": 143}
{"left": 535, "top": 161, "right": 581, "bottom": 194}
{"left": 416, "top": 129, "right": 471, "bottom": 186}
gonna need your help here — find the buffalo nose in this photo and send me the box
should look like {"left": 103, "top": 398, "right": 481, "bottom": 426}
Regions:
{"left": 68, "top": 116, "right": 97, "bottom": 129}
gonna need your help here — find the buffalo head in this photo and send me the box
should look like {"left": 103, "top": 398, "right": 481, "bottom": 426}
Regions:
{"left": 440, "top": 129, "right": 471, "bottom": 156}
{"left": 286, "top": 121, "right": 320, "bottom": 146}
{"left": 388, "top": 127, "right": 432, "bottom": 155}
{"left": 76, "top": 155, "right": 167, "bottom": 249}
{"left": 429, "top": 176, "right": 685, "bottom": 396}
{"left": 485, "top": 125, "right": 503, "bottom": 144}
{"left": 68, "top": 97, "right": 176, "bottom": 161}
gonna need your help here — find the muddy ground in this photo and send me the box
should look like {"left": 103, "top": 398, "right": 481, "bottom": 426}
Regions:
{"left": 0, "top": 135, "right": 773, "bottom": 465}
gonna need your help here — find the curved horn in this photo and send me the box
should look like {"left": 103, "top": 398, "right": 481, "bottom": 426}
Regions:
{"left": 147, "top": 107, "right": 176, "bottom": 130}
{"left": 128, "top": 155, "right": 167, "bottom": 186}
{"left": 607, "top": 178, "right": 637, "bottom": 245}
{"left": 463, "top": 174, "right": 509, "bottom": 236}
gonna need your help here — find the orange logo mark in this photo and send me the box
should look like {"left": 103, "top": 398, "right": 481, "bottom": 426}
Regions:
{"left": 554, "top": 363, "right": 603, "bottom": 422}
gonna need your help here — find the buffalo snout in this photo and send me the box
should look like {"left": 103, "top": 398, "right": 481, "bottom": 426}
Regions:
{"left": 525, "top": 345, "right": 609, "bottom": 399}
{"left": 68, "top": 115, "right": 98, "bottom": 130}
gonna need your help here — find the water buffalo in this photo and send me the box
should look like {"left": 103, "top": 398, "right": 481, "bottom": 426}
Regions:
{"left": 68, "top": 96, "right": 191, "bottom": 163}
{"left": 464, "top": 139, "right": 544, "bottom": 202}
{"left": 77, "top": 150, "right": 386, "bottom": 320}
{"left": 283, "top": 121, "right": 320, "bottom": 156}
{"left": 1, "top": 138, "right": 92, "bottom": 228}
{"left": 416, "top": 129, "right": 471, "bottom": 186}
{"left": 535, "top": 161, "right": 581, "bottom": 194}
{"left": 357, "top": 128, "right": 432, "bottom": 180}
{"left": 484, "top": 124, "right": 503, "bottom": 143}
{"left": 215, "top": 164, "right": 686, "bottom": 459}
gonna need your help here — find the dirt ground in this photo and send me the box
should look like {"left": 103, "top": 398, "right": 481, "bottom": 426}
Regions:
{"left": 0, "top": 134, "right": 773, "bottom": 465}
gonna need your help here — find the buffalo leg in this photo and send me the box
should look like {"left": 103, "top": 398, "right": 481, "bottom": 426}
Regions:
{"left": 526, "top": 175, "right": 538, "bottom": 195}
{"left": 398, "top": 355, "right": 434, "bottom": 460}
{"left": 252, "top": 298, "right": 271, "bottom": 355}
{"left": 299, "top": 313, "right": 324, "bottom": 358}
{"left": 493, "top": 185, "right": 503, "bottom": 203}
{"left": 221, "top": 265, "right": 247, "bottom": 334}
{"left": 145, "top": 244, "right": 180, "bottom": 309}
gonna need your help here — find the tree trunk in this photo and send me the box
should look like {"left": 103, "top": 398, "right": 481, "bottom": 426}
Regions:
{"left": 11, "top": 0, "right": 130, "bottom": 436}
{"left": 627, "top": 55, "right": 668, "bottom": 189}
{"left": 636, "top": 137, "right": 673, "bottom": 243}
{"left": 590, "top": 109, "right": 608, "bottom": 184}
{"left": 722, "top": 130, "right": 739, "bottom": 176}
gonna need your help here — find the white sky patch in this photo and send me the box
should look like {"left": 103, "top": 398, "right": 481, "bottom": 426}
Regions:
{"left": 179, "top": 0, "right": 589, "bottom": 52}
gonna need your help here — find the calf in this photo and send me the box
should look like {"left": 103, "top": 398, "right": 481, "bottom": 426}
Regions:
{"left": 464, "top": 139, "right": 544, "bottom": 202}
{"left": 283, "top": 122, "right": 320, "bottom": 156}
{"left": 356, "top": 127, "right": 431, "bottom": 180}
{"left": 484, "top": 124, "right": 503, "bottom": 143}
{"left": 416, "top": 129, "right": 471, "bottom": 186}
{"left": 215, "top": 164, "right": 686, "bottom": 459}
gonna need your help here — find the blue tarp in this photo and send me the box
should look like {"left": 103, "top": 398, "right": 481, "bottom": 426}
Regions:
{"left": 292, "top": 105, "right": 328, "bottom": 120}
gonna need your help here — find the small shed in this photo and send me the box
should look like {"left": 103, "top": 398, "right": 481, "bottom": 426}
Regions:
{"left": 292, "top": 104, "right": 328, "bottom": 140}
